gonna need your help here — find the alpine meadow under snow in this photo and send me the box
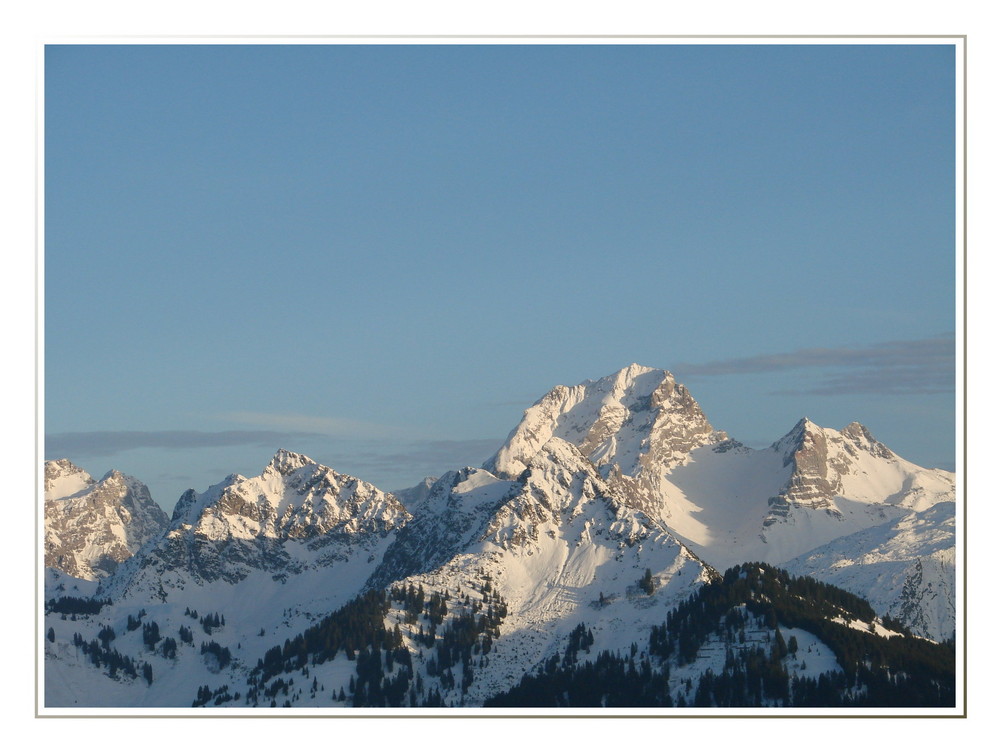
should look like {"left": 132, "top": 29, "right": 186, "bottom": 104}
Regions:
{"left": 42, "top": 365, "right": 957, "bottom": 711}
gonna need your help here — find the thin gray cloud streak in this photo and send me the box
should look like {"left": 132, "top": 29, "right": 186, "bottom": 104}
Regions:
{"left": 216, "top": 411, "right": 408, "bottom": 440}
{"left": 46, "top": 430, "right": 324, "bottom": 459}
{"left": 674, "top": 335, "right": 955, "bottom": 396}
{"left": 336, "top": 439, "right": 504, "bottom": 483}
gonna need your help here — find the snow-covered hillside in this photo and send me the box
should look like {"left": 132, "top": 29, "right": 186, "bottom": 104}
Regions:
{"left": 651, "top": 418, "right": 955, "bottom": 570}
{"left": 45, "top": 451, "right": 416, "bottom": 708}
{"left": 43, "top": 439, "right": 714, "bottom": 708}
{"left": 781, "top": 502, "right": 956, "bottom": 642}
{"left": 377, "top": 436, "right": 713, "bottom": 705}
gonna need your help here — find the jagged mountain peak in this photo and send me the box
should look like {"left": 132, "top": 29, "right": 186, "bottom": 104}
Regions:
{"left": 171, "top": 450, "right": 409, "bottom": 534}
{"left": 840, "top": 421, "right": 894, "bottom": 460}
{"left": 771, "top": 416, "right": 820, "bottom": 453}
{"left": 595, "top": 362, "right": 661, "bottom": 388}
{"left": 485, "top": 365, "right": 720, "bottom": 480}
{"left": 45, "top": 457, "right": 89, "bottom": 476}
{"left": 771, "top": 417, "right": 894, "bottom": 466}
{"left": 44, "top": 460, "right": 170, "bottom": 580}
{"left": 44, "top": 458, "right": 95, "bottom": 498}
{"left": 759, "top": 415, "right": 954, "bottom": 543}
{"left": 265, "top": 448, "right": 316, "bottom": 476}
{"left": 97, "top": 468, "right": 135, "bottom": 487}
{"left": 101, "top": 453, "right": 414, "bottom": 600}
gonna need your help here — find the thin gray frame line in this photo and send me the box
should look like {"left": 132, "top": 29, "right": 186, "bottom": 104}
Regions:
{"left": 34, "top": 35, "right": 968, "bottom": 720}
{"left": 43, "top": 34, "right": 967, "bottom": 40}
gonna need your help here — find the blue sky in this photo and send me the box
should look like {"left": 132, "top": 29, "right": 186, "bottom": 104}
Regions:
{"left": 44, "top": 43, "right": 957, "bottom": 511}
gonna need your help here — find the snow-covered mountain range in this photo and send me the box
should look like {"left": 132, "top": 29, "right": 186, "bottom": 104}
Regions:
{"left": 97, "top": 449, "right": 412, "bottom": 624}
{"left": 488, "top": 366, "right": 953, "bottom": 575}
{"left": 42, "top": 364, "right": 957, "bottom": 709}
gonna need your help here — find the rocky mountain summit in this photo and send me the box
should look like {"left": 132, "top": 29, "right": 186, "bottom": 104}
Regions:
{"left": 44, "top": 460, "right": 170, "bottom": 580}
{"left": 486, "top": 364, "right": 723, "bottom": 479}
{"left": 484, "top": 366, "right": 954, "bottom": 576}
{"left": 99, "top": 450, "right": 412, "bottom": 605}
{"left": 479, "top": 365, "right": 956, "bottom": 638}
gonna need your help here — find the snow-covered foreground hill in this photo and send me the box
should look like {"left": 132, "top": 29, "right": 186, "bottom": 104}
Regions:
{"left": 781, "top": 502, "right": 956, "bottom": 642}
{"left": 41, "top": 365, "right": 957, "bottom": 710}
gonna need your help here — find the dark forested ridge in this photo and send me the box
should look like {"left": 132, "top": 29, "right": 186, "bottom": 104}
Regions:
{"left": 486, "top": 563, "right": 954, "bottom": 708}
{"left": 46, "top": 595, "right": 111, "bottom": 615}
{"left": 236, "top": 573, "right": 508, "bottom": 708}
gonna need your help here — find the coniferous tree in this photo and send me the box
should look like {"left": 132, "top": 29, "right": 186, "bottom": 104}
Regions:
{"left": 142, "top": 621, "right": 160, "bottom": 650}
{"left": 773, "top": 627, "right": 787, "bottom": 660}
{"left": 639, "top": 569, "right": 655, "bottom": 595}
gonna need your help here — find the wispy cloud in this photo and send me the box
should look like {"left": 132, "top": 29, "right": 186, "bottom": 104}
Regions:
{"left": 333, "top": 439, "right": 504, "bottom": 486}
{"left": 674, "top": 335, "right": 955, "bottom": 396}
{"left": 45, "top": 430, "right": 322, "bottom": 459}
{"left": 217, "top": 411, "right": 406, "bottom": 440}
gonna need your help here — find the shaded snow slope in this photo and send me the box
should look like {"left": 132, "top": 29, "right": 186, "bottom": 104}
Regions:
{"left": 392, "top": 476, "right": 438, "bottom": 510}
{"left": 657, "top": 420, "right": 954, "bottom": 570}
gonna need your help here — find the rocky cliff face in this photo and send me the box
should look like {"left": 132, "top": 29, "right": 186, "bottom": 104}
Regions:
{"left": 367, "top": 467, "right": 518, "bottom": 589}
{"left": 483, "top": 436, "right": 671, "bottom": 553}
{"left": 487, "top": 365, "right": 722, "bottom": 477}
{"left": 44, "top": 460, "right": 170, "bottom": 580}
{"left": 485, "top": 364, "right": 725, "bottom": 521}
{"left": 765, "top": 418, "right": 950, "bottom": 527}
{"left": 766, "top": 419, "right": 842, "bottom": 522}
